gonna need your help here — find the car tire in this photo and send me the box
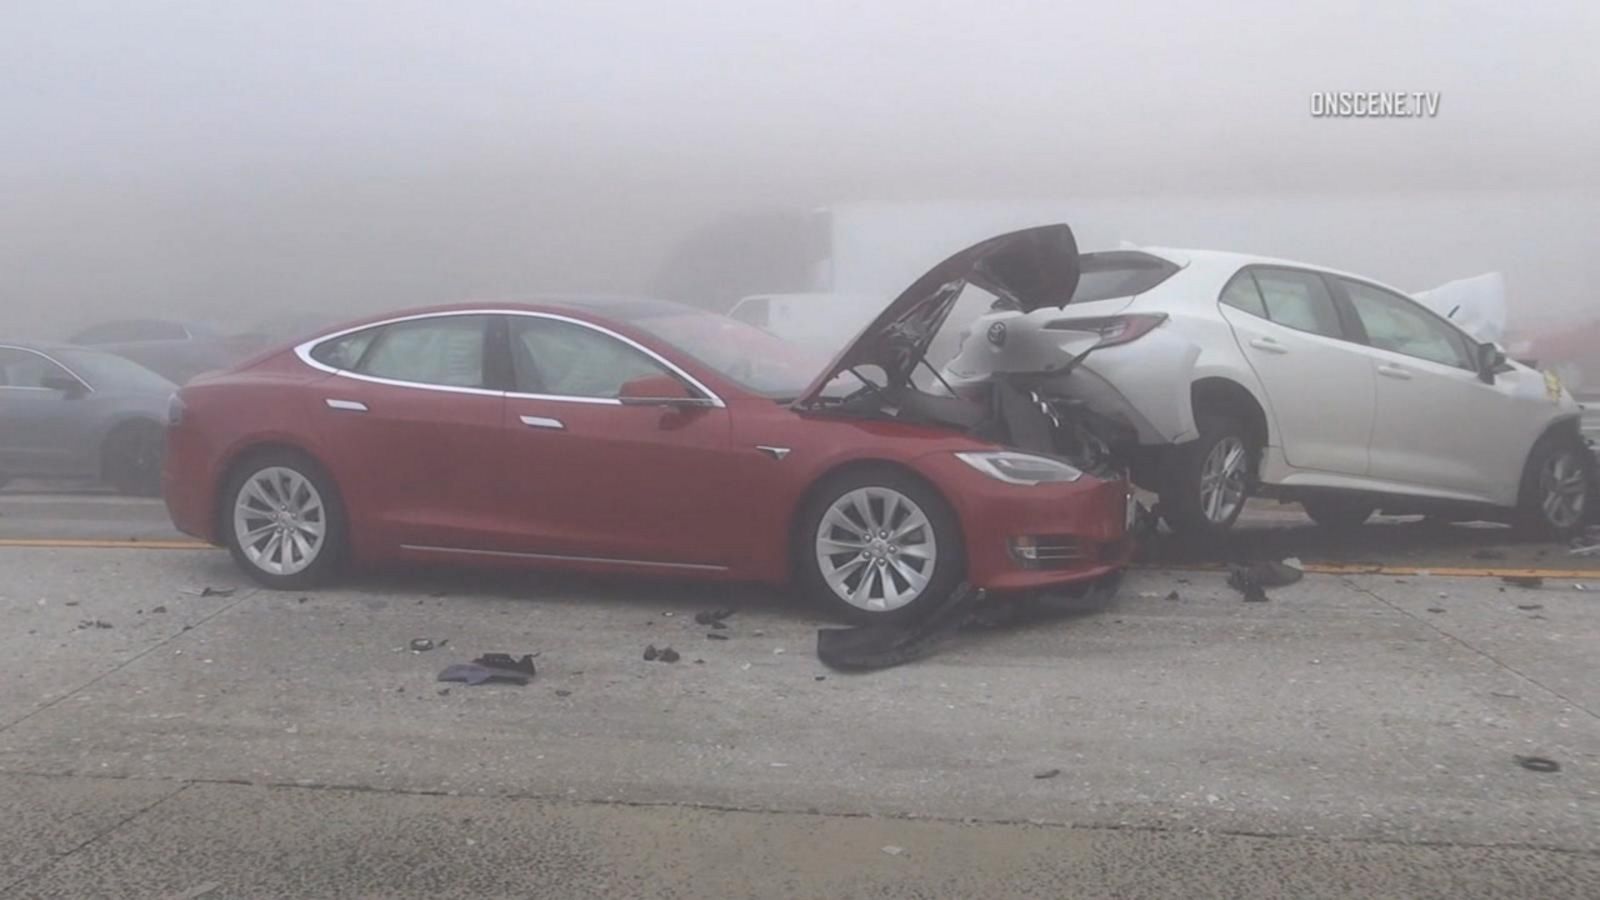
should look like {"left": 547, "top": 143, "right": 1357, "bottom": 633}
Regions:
{"left": 1301, "top": 496, "right": 1376, "bottom": 529}
{"left": 797, "top": 467, "right": 964, "bottom": 624}
{"left": 1514, "top": 429, "right": 1594, "bottom": 540}
{"left": 222, "top": 449, "right": 347, "bottom": 589}
{"left": 1158, "top": 413, "right": 1255, "bottom": 538}
{"left": 102, "top": 420, "right": 165, "bottom": 496}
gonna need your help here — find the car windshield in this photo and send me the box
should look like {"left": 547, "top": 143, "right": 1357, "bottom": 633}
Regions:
{"left": 623, "top": 310, "right": 829, "bottom": 400}
{"left": 53, "top": 348, "right": 176, "bottom": 393}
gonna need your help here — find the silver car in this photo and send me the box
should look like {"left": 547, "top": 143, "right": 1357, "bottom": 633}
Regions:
{"left": 0, "top": 342, "right": 174, "bottom": 494}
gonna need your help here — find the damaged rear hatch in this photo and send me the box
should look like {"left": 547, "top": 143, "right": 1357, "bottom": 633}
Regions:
{"left": 792, "top": 224, "right": 1081, "bottom": 409}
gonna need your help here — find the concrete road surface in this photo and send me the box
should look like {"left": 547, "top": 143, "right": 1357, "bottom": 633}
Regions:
{"left": 1, "top": 546, "right": 1597, "bottom": 897}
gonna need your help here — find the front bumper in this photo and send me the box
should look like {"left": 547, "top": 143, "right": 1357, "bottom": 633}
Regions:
{"left": 915, "top": 452, "right": 1134, "bottom": 594}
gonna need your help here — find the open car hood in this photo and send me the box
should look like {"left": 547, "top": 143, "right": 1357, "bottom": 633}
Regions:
{"left": 793, "top": 224, "right": 1079, "bottom": 408}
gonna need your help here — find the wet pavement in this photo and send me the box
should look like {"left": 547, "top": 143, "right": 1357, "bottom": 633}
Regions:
{"left": 1, "top": 543, "right": 1597, "bottom": 897}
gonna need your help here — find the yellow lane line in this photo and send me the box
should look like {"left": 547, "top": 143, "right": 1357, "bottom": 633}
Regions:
{"left": 1135, "top": 561, "right": 1598, "bottom": 579}
{"left": 0, "top": 540, "right": 1595, "bottom": 579}
{"left": 0, "top": 538, "right": 213, "bottom": 550}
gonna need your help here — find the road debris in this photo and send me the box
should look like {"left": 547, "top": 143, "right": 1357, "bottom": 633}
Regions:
{"left": 151, "top": 605, "right": 168, "bottom": 614}
{"left": 644, "top": 644, "right": 680, "bottom": 663}
{"left": 1033, "top": 768, "right": 1062, "bottom": 779}
{"left": 409, "top": 638, "right": 435, "bottom": 652}
{"left": 554, "top": 689, "right": 573, "bottom": 697}
{"left": 1227, "top": 560, "right": 1303, "bottom": 603}
{"left": 1515, "top": 756, "right": 1560, "bottom": 773}
{"left": 706, "top": 633, "right": 730, "bottom": 641}
{"left": 817, "top": 583, "right": 985, "bottom": 672}
{"left": 76, "top": 619, "right": 113, "bottom": 630}
{"left": 881, "top": 846, "right": 905, "bottom": 856}
{"left": 1426, "top": 607, "right": 1446, "bottom": 613}
{"left": 1516, "top": 603, "right": 1544, "bottom": 611}
{"left": 436, "top": 653, "right": 538, "bottom": 686}
{"left": 643, "top": 644, "right": 659, "bottom": 661}
{"left": 694, "top": 609, "right": 736, "bottom": 625}
{"left": 660, "top": 648, "right": 681, "bottom": 663}
{"left": 1502, "top": 576, "right": 1545, "bottom": 588}
{"left": 1470, "top": 548, "right": 1507, "bottom": 560}
{"left": 1165, "top": 590, "right": 1181, "bottom": 602}
{"left": 192, "top": 586, "right": 236, "bottom": 598}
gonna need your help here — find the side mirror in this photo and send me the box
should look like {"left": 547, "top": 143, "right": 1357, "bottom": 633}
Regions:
{"left": 1476, "top": 342, "right": 1507, "bottom": 384}
{"left": 617, "top": 374, "right": 713, "bottom": 408}
{"left": 41, "top": 374, "right": 86, "bottom": 397}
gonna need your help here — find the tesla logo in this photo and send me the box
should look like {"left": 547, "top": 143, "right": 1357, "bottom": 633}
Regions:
{"left": 986, "top": 322, "right": 1007, "bottom": 346}
{"left": 755, "top": 445, "right": 791, "bottom": 460}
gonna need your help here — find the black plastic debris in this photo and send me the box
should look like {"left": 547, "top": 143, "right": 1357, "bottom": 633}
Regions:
{"left": 659, "top": 648, "right": 681, "bottom": 663}
{"left": 437, "top": 653, "right": 537, "bottom": 686}
{"left": 1426, "top": 607, "right": 1446, "bottom": 613}
{"left": 643, "top": 644, "right": 659, "bottom": 661}
{"left": 409, "top": 638, "right": 435, "bottom": 652}
{"left": 76, "top": 619, "right": 113, "bottom": 630}
{"left": 816, "top": 583, "right": 985, "bottom": 672}
{"left": 706, "top": 633, "right": 730, "bottom": 641}
{"left": 555, "top": 689, "right": 573, "bottom": 697}
{"left": 1502, "top": 575, "right": 1545, "bottom": 588}
{"left": 710, "top": 620, "right": 729, "bottom": 630}
{"left": 199, "top": 586, "right": 236, "bottom": 598}
{"left": 1034, "top": 768, "right": 1062, "bottom": 780}
{"left": 694, "top": 609, "right": 736, "bottom": 625}
{"left": 1164, "top": 591, "right": 1181, "bottom": 602}
{"left": 1516, "top": 603, "right": 1544, "bottom": 611}
{"left": 151, "top": 605, "right": 168, "bottom": 614}
{"left": 1516, "top": 755, "right": 1560, "bottom": 773}
{"left": 1228, "top": 561, "right": 1301, "bottom": 602}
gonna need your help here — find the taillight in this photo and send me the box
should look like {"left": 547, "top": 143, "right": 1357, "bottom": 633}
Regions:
{"left": 1043, "top": 313, "right": 1168, "bottom": 347}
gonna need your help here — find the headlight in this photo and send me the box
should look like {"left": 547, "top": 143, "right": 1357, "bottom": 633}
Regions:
{"left": 955, "top": 451, "right": 1083, "bottom": 485}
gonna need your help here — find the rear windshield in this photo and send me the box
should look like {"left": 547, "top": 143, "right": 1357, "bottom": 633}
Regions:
{"left": 1070, "top": 251, "right": 1179, "bottom": 303}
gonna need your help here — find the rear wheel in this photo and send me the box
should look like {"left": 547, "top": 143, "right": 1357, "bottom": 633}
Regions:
{"left": 223, "top": 450, "right": 347, "bottom": 589}
{"left": 102, "top": 420, "right": 165, "bottom": 496}
{"left": 1301, "top": 496, "right": 1376, "bottom": 529}
{"left": 1515, "top": 430, "right": 1593, "bottom": 540}
{"left": 1159, "top": 414, "right": 1255, "bottom": 538}
{"left": 798, "top": 468, "right": 963, "bottom": 624}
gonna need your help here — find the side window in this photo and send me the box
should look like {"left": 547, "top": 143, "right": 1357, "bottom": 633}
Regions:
{"left": 1219, "top": 271, "right": 1267, "bottom": 318}
{"left": 1341, "top": 280, "right": 1473, "bottom": 369}
{"left": 1251, "top": 269, "right": 1344, "bottom": 339}
{"left": 310, "top": 328, "right": 378, "bottom": 370}
{"left": 0, "top": 349, "right": 74, "bottom": 388}
{"left": 510, "top": 317, "right": 674, "bottom": 398}
{"left": 352, "top": 315, "right": 489, "bottom": 388}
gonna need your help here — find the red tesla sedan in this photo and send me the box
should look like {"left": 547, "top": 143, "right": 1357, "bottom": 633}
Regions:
{"left": 163, "top": 226, "right": 1132, "bottom": 621}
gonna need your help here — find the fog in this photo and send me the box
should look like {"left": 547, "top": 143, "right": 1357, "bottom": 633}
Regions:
{"left": 3, "top": 0, "right": 1597, "bottom": 338}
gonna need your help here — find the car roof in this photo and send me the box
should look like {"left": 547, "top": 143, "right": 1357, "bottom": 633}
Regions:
{"left": 1134, "top": 246, "right": 1411, "bottom": 292}
{"left": 304, "top": 297, "right": 707, "bottom": 338}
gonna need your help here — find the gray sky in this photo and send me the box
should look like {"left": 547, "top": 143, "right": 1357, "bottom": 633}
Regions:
{"left": 3, "top": 0, "right": 1597, "bottom": 333}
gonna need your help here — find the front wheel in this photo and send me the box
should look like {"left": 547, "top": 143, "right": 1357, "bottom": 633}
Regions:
{"left": 102, "top": 420, "right": 165, "bottom": 496}
{"left": 1515, "top": 430, "right": 1593, "bottom": 540}
{"left": 797, "top": 468, "right": 964, "bottom": 624}
{"left": 223, "top": 450, "right": 347, "bottom": 589}
{"left": 1158, "top": 414, "right": 1255, "bottom": 538}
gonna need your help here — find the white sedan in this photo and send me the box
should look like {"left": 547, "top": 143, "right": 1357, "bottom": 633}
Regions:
{"left": 944, "top": 247, "right": 1593, "bottom": 538}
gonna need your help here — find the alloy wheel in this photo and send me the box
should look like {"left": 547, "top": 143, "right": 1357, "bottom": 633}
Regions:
{"left": 814, "top": 486, "right": 937, "bottom": 613}
{"left": 1198, "top": 436, "right": 1248, "bottom": 524}
{"left": 1539, "top": 449, "right": 1588, "bottom": 530}
{"left": 233, "top": 466, "right": 328, "bottom": 576}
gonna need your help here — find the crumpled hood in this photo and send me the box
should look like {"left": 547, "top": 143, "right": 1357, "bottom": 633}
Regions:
{"left": 794, "top": 224, "right": 1079, "bottom": 408}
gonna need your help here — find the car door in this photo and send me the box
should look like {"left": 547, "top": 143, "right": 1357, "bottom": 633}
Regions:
{"left": 0, "top": 347, "right": 99, "bottom": 477}
{"left": 1334, "top": 278, "right": 1535, "bottom": 500}
{"left": 1215, "top": 268, "right": 1375, "bottom": 475}
{"left": 303, "top": 313, "right": 506, "bottom": 551}
{"left": 498, "top": 313, "right": 738, "bottom": 569}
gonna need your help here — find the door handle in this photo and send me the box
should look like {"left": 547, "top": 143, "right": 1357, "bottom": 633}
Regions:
{"left": 519, "top": 415, "right": 565, "bottom": 430}
{"left": 1376, "top": 364, "right": 1412, "bottom": 380}
{"left": 1248, "top": 337, "right": 1288, "bottom": 354}
{"left": 324, "top": 399, "right": 368, "bottom": 412}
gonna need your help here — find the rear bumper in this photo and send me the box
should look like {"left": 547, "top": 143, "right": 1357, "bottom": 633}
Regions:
{"left": 913, "top": 453, "right": 1134, "bottom": 594}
